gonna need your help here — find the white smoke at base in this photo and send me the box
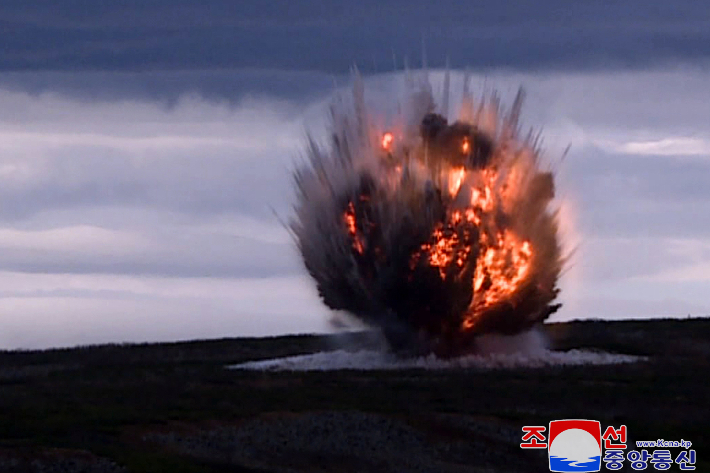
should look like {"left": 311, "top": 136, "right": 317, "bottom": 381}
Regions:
{"left": 229, "top": 331, "right": 642, "bottom": 371}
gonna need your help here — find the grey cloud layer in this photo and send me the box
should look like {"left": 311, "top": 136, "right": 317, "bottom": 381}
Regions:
{"left": 4, "top": 2, "right": 710, "bottom": 348}
{"left": 2, "top": 67, "right": 710, "bottom": 347}
{"left": 0, "top": 91, "right": 306, "bottom": 222}
{"left": 565, "top": 148, "right": 710, "bottom": 237}
{"left": 0, "top": 70, "right": 335, "bottom": 105}
{"left": 2, "top": 69, "right": 710, "bottom": 280}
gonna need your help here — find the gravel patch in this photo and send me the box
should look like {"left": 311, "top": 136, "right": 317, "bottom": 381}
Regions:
{"left": 0, "top": 448, "right": 125, "bottom": 473}
{"left": 145, "top": 411, "right": 524, "bottom": 472}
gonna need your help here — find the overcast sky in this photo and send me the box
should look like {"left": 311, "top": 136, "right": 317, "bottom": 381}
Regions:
{"left": 1, "top": 2, "right": 709, "bottom": 349}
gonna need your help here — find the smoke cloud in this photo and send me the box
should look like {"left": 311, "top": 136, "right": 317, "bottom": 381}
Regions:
{"left": 291, "top": 72, "right": 563, "bottom": 356}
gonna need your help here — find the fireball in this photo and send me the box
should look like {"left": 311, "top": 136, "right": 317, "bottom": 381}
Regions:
{"left": 291, "top": 73, "right": 563, "bottom": 356}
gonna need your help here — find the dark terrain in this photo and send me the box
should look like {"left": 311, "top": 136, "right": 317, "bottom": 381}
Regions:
{"left": 0, "top": 319, "right": 707, "bottom": 472}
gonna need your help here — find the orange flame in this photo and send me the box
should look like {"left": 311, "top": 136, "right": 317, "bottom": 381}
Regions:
{"left": 448, "top": 167, "right": 466, "bottom": 196}
{"left": 343, "top": 163, "right": 535, "bottom": 332}
{"left": 441, "top": 167, "right": 534, "bottom": 330}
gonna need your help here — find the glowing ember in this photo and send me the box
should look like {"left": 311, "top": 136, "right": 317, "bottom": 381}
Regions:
{"left": 291, "top": 73, "right": 563, "bottom": 356}
{"left": 343, "top": 202, "right": 364, "bottom": 254}
{"left": 381, "top": 132, "right": 394, "bottom": 151}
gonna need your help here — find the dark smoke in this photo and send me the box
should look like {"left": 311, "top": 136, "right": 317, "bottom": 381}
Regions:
{"left": 291, "top": 72, "right": 563, "bottom": 356}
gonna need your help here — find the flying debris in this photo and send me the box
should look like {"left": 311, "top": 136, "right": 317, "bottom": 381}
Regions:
{"left": 291, "top": 72, "right": 564, "bottom": 357}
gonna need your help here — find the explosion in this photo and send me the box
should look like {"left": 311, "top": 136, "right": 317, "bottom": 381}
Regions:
{"left": 291, "top": 72, "right": 563, "bottom": 356}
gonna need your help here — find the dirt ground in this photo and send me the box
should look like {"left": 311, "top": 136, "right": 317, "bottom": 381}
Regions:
{"left": 0, "top": 318, "right": 707, "bottom": 472}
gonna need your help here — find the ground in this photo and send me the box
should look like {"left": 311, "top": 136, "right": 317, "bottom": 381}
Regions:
{"left": 0, "top": 319, "right": 707, "bottom": 472}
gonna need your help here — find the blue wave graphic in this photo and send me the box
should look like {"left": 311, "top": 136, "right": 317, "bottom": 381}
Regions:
{"left": 549, "top": 455, "right": 601, "bottom": 472}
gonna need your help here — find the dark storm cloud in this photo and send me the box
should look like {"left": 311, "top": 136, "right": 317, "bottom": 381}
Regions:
{"left": 1, "top": 0, "right": 710, "bottom": 74}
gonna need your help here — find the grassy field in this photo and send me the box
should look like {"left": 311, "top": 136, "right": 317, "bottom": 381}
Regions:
{"left": 0, "top": 319, "right": 708, "bottom": 472}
